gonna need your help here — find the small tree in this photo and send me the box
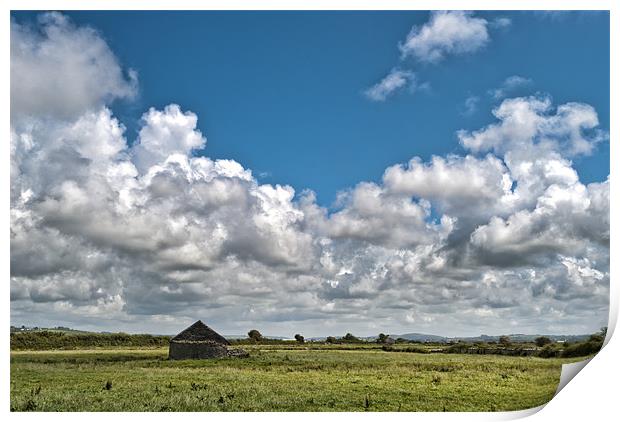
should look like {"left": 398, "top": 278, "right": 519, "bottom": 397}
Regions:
{"left": 535, "top": 336, "right": 552, "bottom": 347}
{"left": 377, "top": 333, "right": 389, "bottom": 344}
{"left": 498, "top": 335, "right": 511, "bottom": 346}
{"left": 343, "top": 333, "right": 359, "bottom": 343}
{"left": 294, "top": 334, "right": 305, "bottom": 344}
{"left": 588, "top": 327, "right": 607, "bottom": 343}
{"left": 326, "top": 336, "right": 337, "bottom": 344}
{"left": 248, "top": 329, "right": 263, "bottom": 342}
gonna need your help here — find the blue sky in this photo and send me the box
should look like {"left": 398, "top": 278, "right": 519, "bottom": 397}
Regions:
{"left": 13, "top": 11, "right": 610, "bottom": 206}
{"left": 10, "top": 11, "right": 610, "bottom": 336}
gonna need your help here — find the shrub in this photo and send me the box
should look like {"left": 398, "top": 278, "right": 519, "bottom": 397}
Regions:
{"left": 537, "top": 343, "right": 561, "bottom": 358}
{"left": 382, "top": 345, "right": 430, "bottom": 354}
{"left": 535, "top": 336, "right": 553, "bottom": 347}
{"left": 445, "top": 343, "right": 470, "bottom": 354}
{"left": 588, "top": 333, "right": 604, "bottom": 343}
{"left": 498, "top": 336, "right": 511, "bottom": 346}
{"left": 247, "top": 329, "right": 263, "bottom": 342}
{"left": 562, "top": 339, "right": 603, "bottom": 358}
{"left": 342, "top": 333, "right": 361, "bottom": 343}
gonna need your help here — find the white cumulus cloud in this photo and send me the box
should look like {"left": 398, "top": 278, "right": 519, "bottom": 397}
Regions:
{"left": 400, "top": 11, "right": 489, "bottom": 63}
{"left": 489, "top": 75, "right": 533, "bottom": 99}
{"left": 364, "top": 69, "right": 415, "bottom": 101}
{"left": 11, "top": 12, "right": 137, "bottom": 122}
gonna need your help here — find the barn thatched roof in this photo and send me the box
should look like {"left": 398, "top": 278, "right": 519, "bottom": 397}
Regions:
{"left": 171, "top": 320, "right": 230, "bottom": 345}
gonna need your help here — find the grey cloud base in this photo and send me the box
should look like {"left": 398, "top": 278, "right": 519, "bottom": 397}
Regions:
{"left": 9, "top": 13, "right": 609, "bottom": 337}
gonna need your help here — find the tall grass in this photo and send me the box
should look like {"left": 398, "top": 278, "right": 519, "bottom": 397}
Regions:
{"left": 10, "top": 347, "right": 583, "bottom": 412}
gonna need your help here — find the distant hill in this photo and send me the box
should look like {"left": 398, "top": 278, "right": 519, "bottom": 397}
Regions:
{"left": 11, "top": 326, "right": 93, "bottom": 335}
{"left": 391, "top": 333, "right": 449, "bottom": 343}
{"left": 391, "top": 333, "right": 591, "bottom": 343}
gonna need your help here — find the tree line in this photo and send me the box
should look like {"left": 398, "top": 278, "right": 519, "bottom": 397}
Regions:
{"left": 11, "top": 327, "right": 607, "bottom": 358}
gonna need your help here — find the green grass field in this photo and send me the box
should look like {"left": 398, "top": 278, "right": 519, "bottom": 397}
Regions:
{"left": 10, "top": 345, "right": 587, "bottom": 412}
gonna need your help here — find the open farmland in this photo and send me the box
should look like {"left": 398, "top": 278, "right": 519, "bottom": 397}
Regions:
{"left": 10, "top": 345, "right": 587, "bottom": 412}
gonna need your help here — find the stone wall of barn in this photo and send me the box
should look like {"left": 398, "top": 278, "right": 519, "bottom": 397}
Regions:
{"left": 168, "top": 341, "right": 229, "bottom": 360}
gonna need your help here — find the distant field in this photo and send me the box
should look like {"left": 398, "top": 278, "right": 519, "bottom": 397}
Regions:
{"left": 10, "top": 345, "right": 587, "bottom": 412}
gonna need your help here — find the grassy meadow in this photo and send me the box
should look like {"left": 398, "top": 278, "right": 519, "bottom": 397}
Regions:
{"left": 10, "top": 344, "right": 587, "bottom": 412}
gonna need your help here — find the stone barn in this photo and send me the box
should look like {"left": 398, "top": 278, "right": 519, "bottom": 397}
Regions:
{"left": 169, "top": 320, "right": 238, "bottom": 360}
